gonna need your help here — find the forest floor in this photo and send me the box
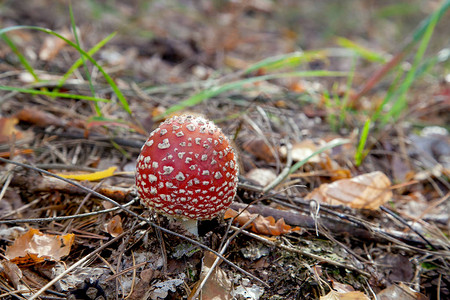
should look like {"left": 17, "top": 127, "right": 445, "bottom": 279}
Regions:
{"left": 0, "top": 1, "right": 449, "bottom": 299}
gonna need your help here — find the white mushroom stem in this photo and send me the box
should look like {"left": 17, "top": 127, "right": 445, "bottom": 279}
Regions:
{"left": 168, "top": 216, "right": 199, "bottom": 236}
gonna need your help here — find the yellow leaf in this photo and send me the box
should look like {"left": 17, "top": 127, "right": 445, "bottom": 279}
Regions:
{"left": 56, "top": 166, "right": 117, "bottom": 181}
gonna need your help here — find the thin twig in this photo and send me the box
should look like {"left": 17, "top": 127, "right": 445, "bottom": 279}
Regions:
{"left": 380, "top": 206, "right": 437, "bottom": 249}
{"left": 0, "top": 199, "right": 136, "bottom": 224}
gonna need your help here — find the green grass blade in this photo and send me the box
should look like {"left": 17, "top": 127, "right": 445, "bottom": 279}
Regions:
{"left": 380, "top": 3, "right": 441, "bottom": 125}
{"left": 155, "top": 70, "right": 346, "bottom": 120}
{"left": 1, "top": 34, "right": 40, "bottom": 82}
{"left": 352, "top": 0, "right": 449, "bottom": 102}
{"left": 243, "top": 51, "right": 325, "bottom": 74}
{"left": 0, "top": 85, "right": 110, "bottom": 102}
{"left": 371, "top": 67, "right": 405, "bottom": 123}
{"left": 323, "top": 89, "right": 337, "bottom": 132}
{"left": 336, "top": 37, "right": 387, "bottom": 63}
{"left": 355, "top": 118, "right": 371, "bottom": 166}
{"left": 339, "top": 57, "right": 356, "bottom": 127}
{"left": 289, "top": 138, "right": 351, "bottom": 174}
{"left": 57, "top": 32, "right": 117, "bottom": 88}
{"left": 410, "top": 0, "right": 449, "bottom": 43}
{"left": 69, "top": 3, "right": 101, "bottom": 116}
{"left": 0, "top": 25, "right": 131, "bottom": 115}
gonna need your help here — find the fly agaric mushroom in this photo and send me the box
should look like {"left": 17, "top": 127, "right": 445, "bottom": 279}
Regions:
{"left": 135, "top": 115, "right": 239, "bottom": 235}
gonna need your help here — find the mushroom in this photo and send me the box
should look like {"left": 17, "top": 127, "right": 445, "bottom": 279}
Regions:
{"left": 135, "top": 115, "right": 239, "bottom": 235}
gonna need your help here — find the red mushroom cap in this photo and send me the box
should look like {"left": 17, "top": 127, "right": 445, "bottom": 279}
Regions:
{"left": 135, "top": 115, "right": 239, "bottom": 220}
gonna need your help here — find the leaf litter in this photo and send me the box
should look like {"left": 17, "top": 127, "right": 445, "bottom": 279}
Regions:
{"left": 0, "top": 1, "right": 449, "bottom": 299}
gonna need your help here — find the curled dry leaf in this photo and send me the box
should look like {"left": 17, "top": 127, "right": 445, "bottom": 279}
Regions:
{"left": 377, "top": 283, "right": 428, "bottom": 300}
{"left": 5, "top": 228, "right": 75, "bottom": 265}
{"left": 306, "top": 171, "right": 392, "bottom": 210}
{"left": 320, "top": 290, "right": 370, "bottom": 300}
{"left": 225, "top": 208, "right": 301, "bottom": 236}
{"left": 0, "top": 117, "right": 24, "bottom": 143}
{"left": 103, "top": 215, "right": 124, "bottom": 237}
{"left": 189, "top": 251, "right": 233, "bottom": 300}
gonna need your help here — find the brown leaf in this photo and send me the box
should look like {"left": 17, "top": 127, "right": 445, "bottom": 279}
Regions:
{"left": 245, "top": 168, "right": 277, "bottom": 187}
{"left": 242, "top": 138, "right": 276, "bottom": 163}
{"left": 0, "top": 117, "right": 23, "bottom": 144}
{"left": 377, "top": 283, "right": 428, "bottom": 300}
{"left": 280, "top": 139, "right": 321, "bottom": 163}
{"left": 320, "top": 290, "right": 370, "bottom": 300}
{"left": 16, "top": 107, "right": 67, "bottom": 127}
{"left": 332, "top": 280, "right": 355, "bottom": 293}
{"left": 189, "top": 251, "right": 233, "bottom": 300}
{"left": 319, "top": 156, "right": 352, "bottom": 181}
{"left": 225, "top": 208, "right": 301, "bottom": 236}
{"left": 306, "top": 171, "right": 392, "bottom": 210}
{"left": 5, "top": 228, "right": 75, "bottom": 265}
{"left": 103, "top": 215, "right": 124, "bottom": 237}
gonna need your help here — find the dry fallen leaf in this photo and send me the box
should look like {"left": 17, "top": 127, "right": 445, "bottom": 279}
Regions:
{"left": 0, "top": 117, "right": 24, "bottom": 143}
{"left": 189, "top": 251, "right": 233, "bottom": 300}
{"left": 377, "top": 283, "right": 429, "bottom": 300}
{"left": 319, "top": 156, "right": 352, "bottom": 181}
{"left": 16, "top": 107, "right": 67, "bottom": 127}
{"left": 280, "top": 139, "right": 321, "bottom": 163}
{"left": 320, "top": 290, "right": 370, "bottom": 300}
{"left": 56, "top": 166, "right": 117, "bottom": 181}
{"left": 245, "top": 168, "right": 277, "bottom": 187}
{"left": 103, "top": 215, "right": 124, "bottom": 237}
{"left": 5, "top": 228, "right": 75, "bottom": 265}
{"left": 306, "top": 171, "right": 392, "bottom": 210}
{"left": 225, "top": 208, "right": 301, "bottom": 236}
{"left": 242, "top": 138, "right": 276, "bottom": 163}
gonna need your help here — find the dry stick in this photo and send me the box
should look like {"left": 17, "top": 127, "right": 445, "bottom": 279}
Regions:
{"left": 0, "top": 199, "right": 136, "bottom": 224}
{"left": 0, "top": 157, "right": 268, "bottom": 289}
{"left": 0, "top": 172, "right": 13, "bottom": 202}
{"left": 380, "top": 205, "right": 437, "bottom": 249}
{"left": 28, "top": 228, "right": 131, "bottom": 300}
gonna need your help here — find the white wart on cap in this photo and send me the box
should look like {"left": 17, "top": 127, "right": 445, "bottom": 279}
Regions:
{"left": 135, "top": 115, "right": 239, "bottom": 220}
